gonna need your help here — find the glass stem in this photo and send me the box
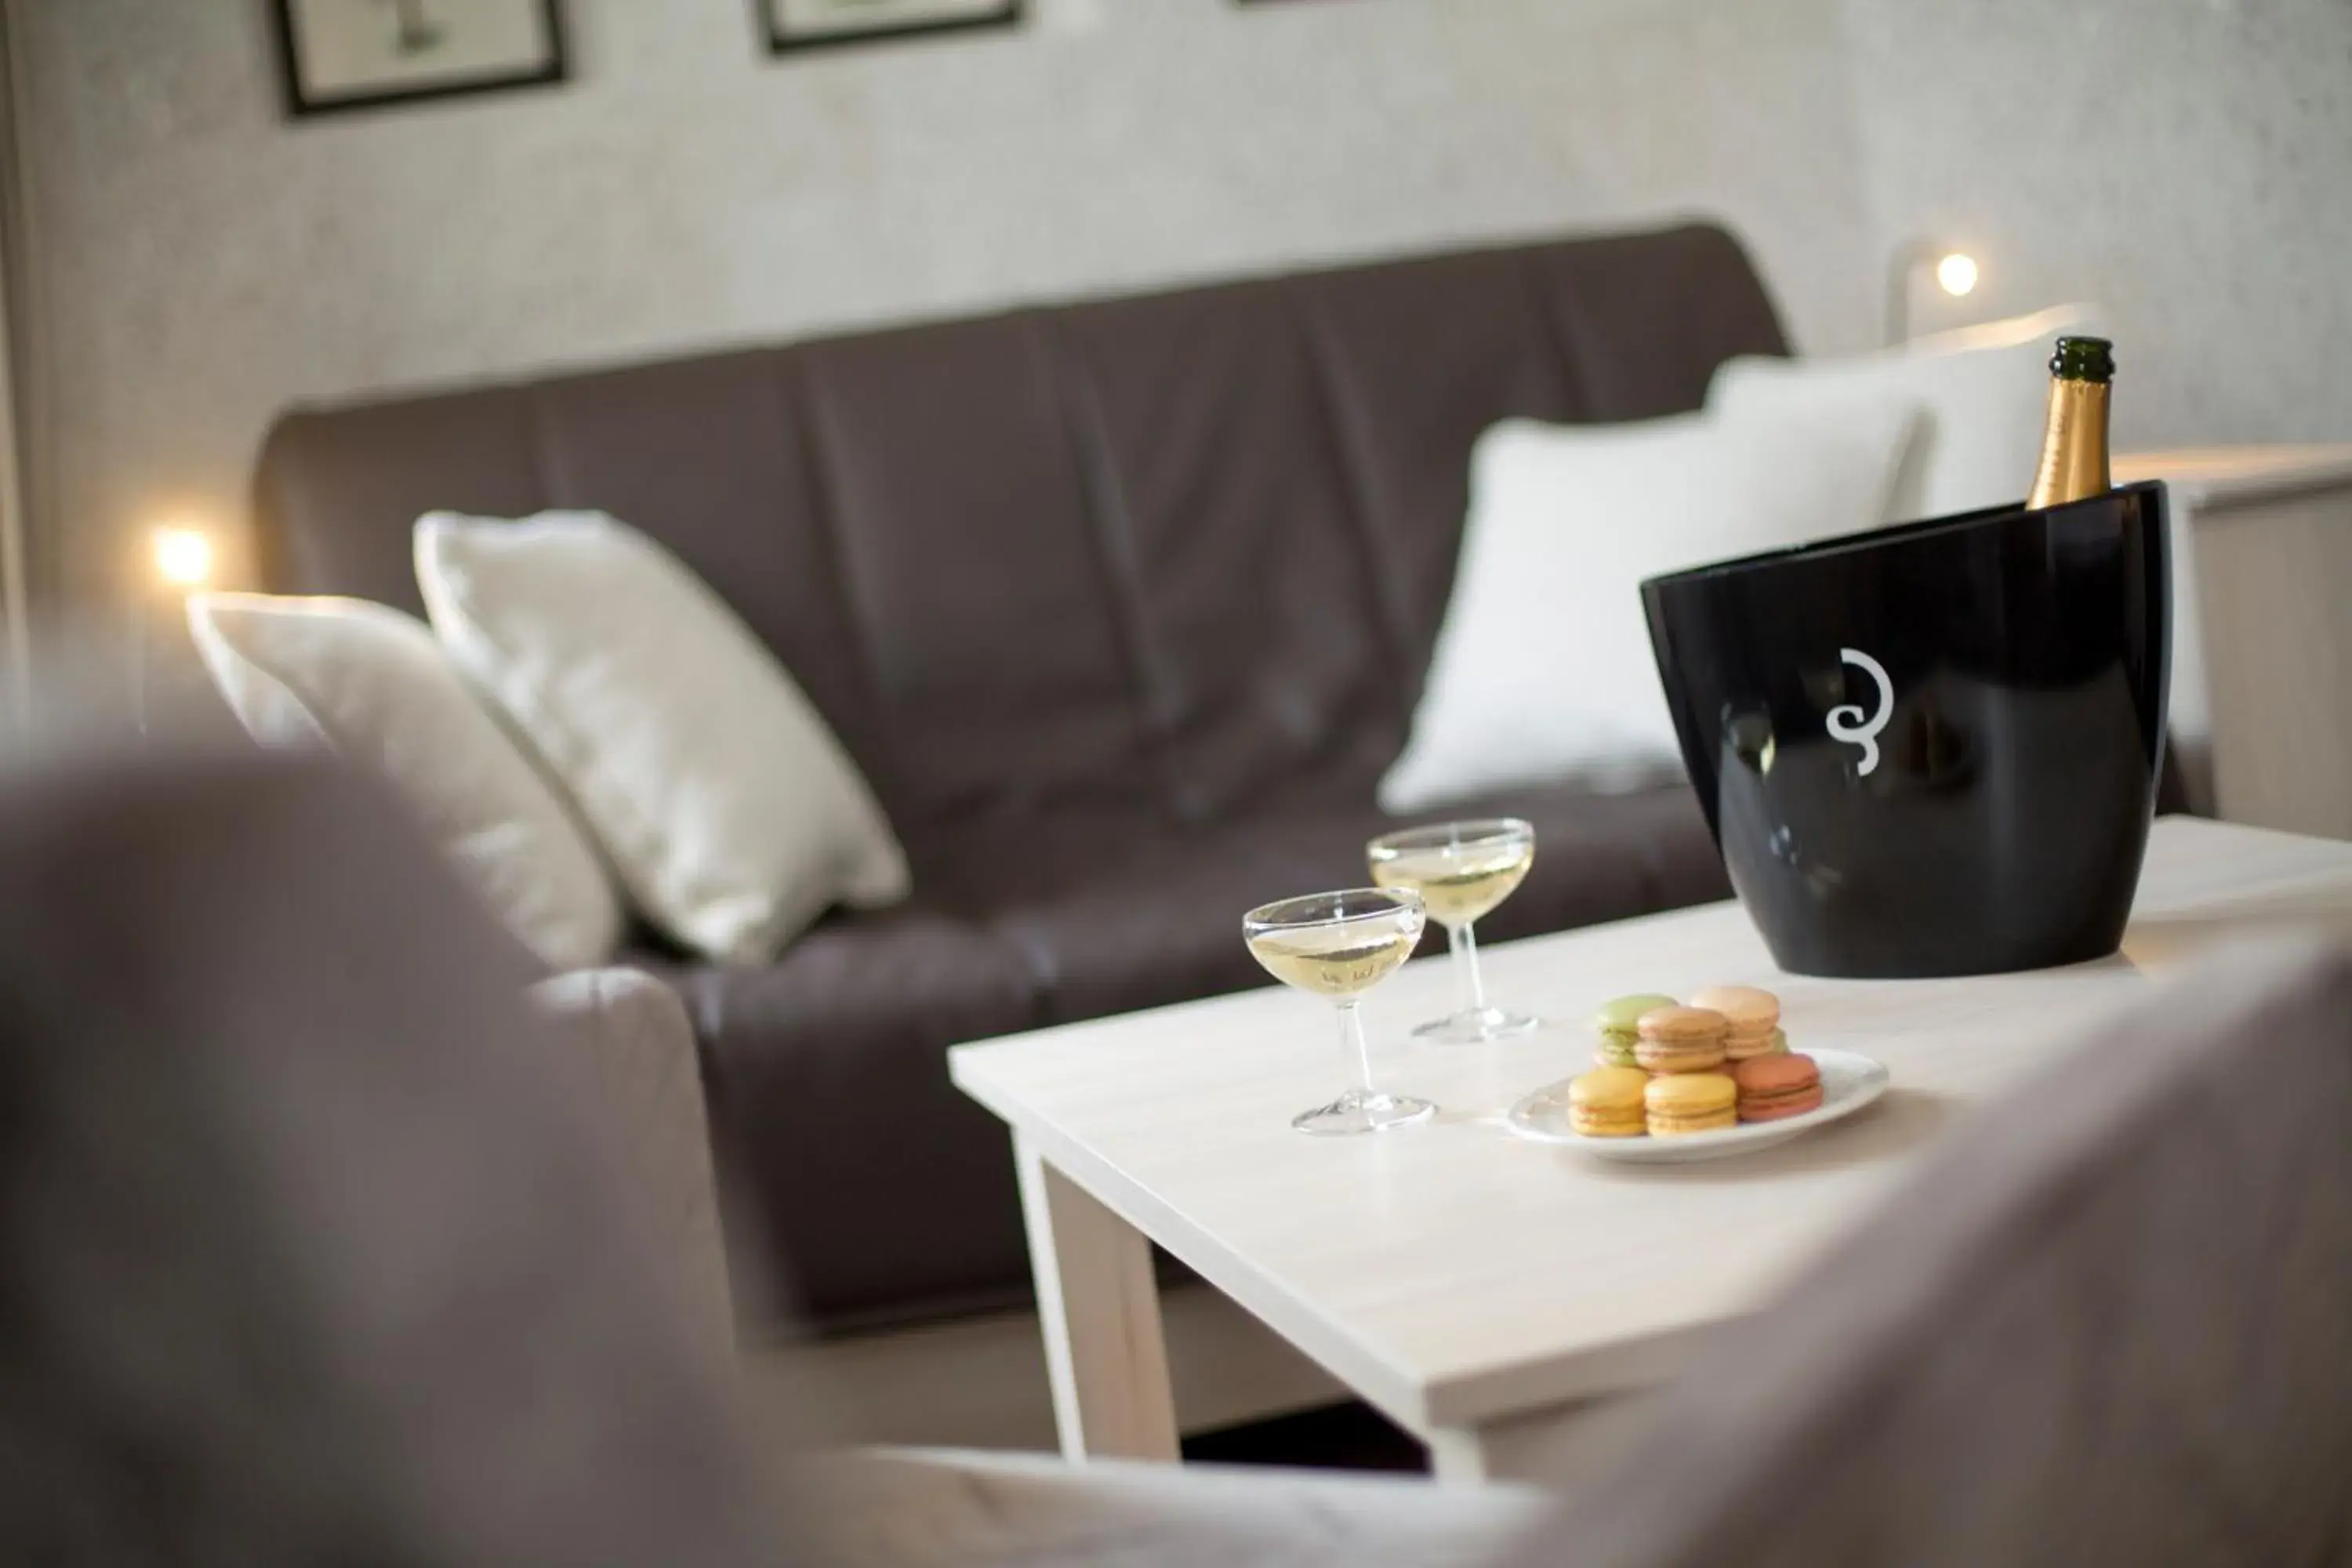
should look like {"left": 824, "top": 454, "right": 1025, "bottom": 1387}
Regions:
{"left": 1449, "top": 921, "right": 1487, "bottom": 1020}
{"left": 1335, "top": 998, "right": 1376, "bottom": 1099}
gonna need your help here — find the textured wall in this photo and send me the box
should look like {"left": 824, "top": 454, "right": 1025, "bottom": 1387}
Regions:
{"left": 1842, "top": 0, "right": 2352, "bottom": 452}
{"left": 13, "top": 0, "right": 1875, "bottom": 597}
{"left": 16, "top": 0, "right": 2349, "bottom": 604}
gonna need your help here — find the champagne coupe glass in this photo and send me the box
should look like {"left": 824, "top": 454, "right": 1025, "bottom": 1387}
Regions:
{"left": 1367, "top": 818, "right": 1538, "bottom": 1043}
{"left": 1243, "top": 888, "right": 1433, "bottom": 1135}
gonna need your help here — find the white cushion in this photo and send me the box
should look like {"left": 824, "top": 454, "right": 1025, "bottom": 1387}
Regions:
{"left": 186, "top": 592, "right": 623, "bottom": 970}
{"left": 1377, "top": 400, "right": 1921, "bottom": 814}
{"left": 1710, "top": 304, "right": 2100, "bottom": 523}
{"left": 415, "top": 510, "right": 909, "bottom": 966}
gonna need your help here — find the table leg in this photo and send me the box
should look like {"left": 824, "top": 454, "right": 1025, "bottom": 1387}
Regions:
{"left": 1426, "top": 1394, "right": 1658, "bottom": 1489}
{"left": 1014, "top": 1132, "right": 1180, "bottom": 1462}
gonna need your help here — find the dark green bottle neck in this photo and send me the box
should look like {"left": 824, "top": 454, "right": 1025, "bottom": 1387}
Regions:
{"left": 2050, "top": 335, "right": 2114, "bottom": 384}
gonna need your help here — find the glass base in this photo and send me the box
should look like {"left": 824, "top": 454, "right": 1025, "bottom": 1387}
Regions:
{"left": 1292, "top": 1091, "right": 1437, "bottom": 1136}
{"left": 1413, "top": 1007, "right": 1541, "bottom": 1044}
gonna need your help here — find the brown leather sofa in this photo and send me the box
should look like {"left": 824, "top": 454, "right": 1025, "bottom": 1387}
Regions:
{"left": 251, "top": 221, "right": 1784, "bottom": 1336}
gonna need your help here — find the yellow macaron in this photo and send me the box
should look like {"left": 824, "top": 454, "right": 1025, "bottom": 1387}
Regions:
{"left": 1567, "top": 1066, "right": 1650, "bottom": 1138}
{"left": 1645, "top": 1071, "right": 1737, "bottom": 1136}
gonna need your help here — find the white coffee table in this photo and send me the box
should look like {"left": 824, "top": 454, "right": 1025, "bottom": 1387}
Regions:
{"left": 949, "top": 817, "right": 2352, "bottom": 1485}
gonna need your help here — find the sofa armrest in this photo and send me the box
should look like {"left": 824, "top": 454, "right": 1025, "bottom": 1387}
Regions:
{"left": 804, "top": 1447, "right": 1552, "bottom": 1568}
{"left": 527, "top": 967, "right": 735, "bottom": 1356}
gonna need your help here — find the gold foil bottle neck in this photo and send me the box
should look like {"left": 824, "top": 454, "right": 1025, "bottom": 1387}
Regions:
{"left": 2026, "top": 376, "right": 2111, "bottom": 510}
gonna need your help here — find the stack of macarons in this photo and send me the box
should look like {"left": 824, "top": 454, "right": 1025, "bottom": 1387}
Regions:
{"left": 1567, "top": 987, "right": 1823, "bottom": 1138}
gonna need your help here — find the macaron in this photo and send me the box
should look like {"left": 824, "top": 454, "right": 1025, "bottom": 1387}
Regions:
{"left": 1733, "top": 1052, "right": 1824, "bottom": 1122}
{"left": 1690, "top": 985, "right": 1781, "bottom": 1059}
{"left": 1592, "top": 993, "right": 1678, "bottom": 1069}
{"left": 1634, "top": 1006, "right": 1729, "bottom": 1075}
{"left": 1567, "top": 1066, "right": 1650, "bottom": 1138}
{"left": 1646, "top": 1071, "right": 1737, "bottom": 1137}
{"left": 1726, "top": 1025, "right": 1790, "bottom": 1065}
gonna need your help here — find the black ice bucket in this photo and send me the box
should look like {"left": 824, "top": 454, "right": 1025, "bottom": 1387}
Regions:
{"left": 1641, "top": 481, "right": 2171, "bottom": 978}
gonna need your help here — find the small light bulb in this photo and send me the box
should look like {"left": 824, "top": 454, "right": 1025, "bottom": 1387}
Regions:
{"left": 153, "top": 526, "right": 213, "bottom": 588}
{"left": 1935, "top": 252, "right": 1979, "bottom": 297}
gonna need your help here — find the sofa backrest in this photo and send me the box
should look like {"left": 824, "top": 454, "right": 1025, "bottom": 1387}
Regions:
{"left": 252, "top": 222, "right": 1785, "bottom": 845}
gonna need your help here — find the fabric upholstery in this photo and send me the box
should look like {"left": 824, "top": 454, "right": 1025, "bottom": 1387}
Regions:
{"left": 251, "top": 222, "right": 1785, "bottom": 1331}
{"left": 1566, "top": 936, "right": 2352, "bottom": 1567}
{"left": 655, "top": 906, "right": 1045, "bottom": 1330}
{"left": 1709, "top": 303, "right": 2100, "bottom": 524}
{"left": 418, "top": 510, "right": 909, "bottom": 964}
{"left": 810, "top": 1448, "right": 1548, "bottom": 1568}
{"left": 253, "top": 223, "right": 1787, "bottom": 840}
{"left": 1379, "top": 398, "right": 1921, "bottom": 811}
{"left": 186, "top": 590, "right": 624, "bottom": 969}
{"left": 0, "top": 749, "right": 789, "bottom": 1566}
{"left": 528, "top": 966, "right": 737, "bottom": 1357}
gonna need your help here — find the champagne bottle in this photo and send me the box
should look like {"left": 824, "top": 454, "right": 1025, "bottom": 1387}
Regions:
{"left": 2025, "top": 335, "right": 2114, "bottom": 510}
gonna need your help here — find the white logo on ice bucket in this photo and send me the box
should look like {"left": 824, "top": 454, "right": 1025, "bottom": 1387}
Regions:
{"left": 1827, "top": 647, "right": 1893, "bottom": 776}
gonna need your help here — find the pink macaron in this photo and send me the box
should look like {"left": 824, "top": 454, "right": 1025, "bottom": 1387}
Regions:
{"left": 1732, "top": 1052, "right": 1823, "bottom": 1122}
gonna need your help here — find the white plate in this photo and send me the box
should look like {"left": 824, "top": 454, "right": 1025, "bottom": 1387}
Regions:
{"left": 1504, "top": 1048, "right": 1891, "bottom": 1163}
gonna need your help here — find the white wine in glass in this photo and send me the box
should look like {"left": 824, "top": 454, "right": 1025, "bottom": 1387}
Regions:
{"left": 1367, "top": 818, "right": 1538, "bottom": 1043}
{"left": 1243, "top": 887, "right": 1433, "bottom": 1135}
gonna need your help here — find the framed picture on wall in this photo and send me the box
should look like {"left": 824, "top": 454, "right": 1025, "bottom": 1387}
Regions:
{"left": 758, "top": 0, "right": 1022, "bottom": 55}
{"left": 272, "top": 0, "right": 568, "bottom": 118}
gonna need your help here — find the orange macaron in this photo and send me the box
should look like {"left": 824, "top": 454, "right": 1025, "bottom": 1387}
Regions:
{"left": 1690, "top": 985, "right": 1782, "bottom": 1062}
{"left": 1634, "top": 1006, "right": 1729, "bottom": 1075}
{"left": 1733, "top": 1052, "right": 1823, "bottom": 1122}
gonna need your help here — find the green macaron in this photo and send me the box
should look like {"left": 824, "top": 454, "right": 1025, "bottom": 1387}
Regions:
{"left": 1593, "top": 1036, "right": 1642, "bottom": 1069}
{"left": 1592, "top": 994, "right": 1679, "bottom": 1053}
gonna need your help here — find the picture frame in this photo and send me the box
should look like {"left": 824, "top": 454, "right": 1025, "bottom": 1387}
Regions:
{"left": 271, "top": 0, "right": 568, "bottom": 118}
{"left": 757, "top": 0, "right": 1022, "bottom": 56}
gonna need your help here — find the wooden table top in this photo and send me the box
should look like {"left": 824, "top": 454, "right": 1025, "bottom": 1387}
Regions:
{"left": 951, "top": 817, "right": 2352, "bottom": 1435}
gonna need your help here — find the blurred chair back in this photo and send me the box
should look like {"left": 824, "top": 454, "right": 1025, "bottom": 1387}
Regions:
{"left": 1570, "top": 938, "right": 2352, "bottom": 1568}
{"left": 0, "top": 746, "right": 797, "bottom": 1566}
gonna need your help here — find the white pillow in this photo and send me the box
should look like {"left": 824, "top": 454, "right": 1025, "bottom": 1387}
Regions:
{"left": 1710, "top": 304, "right": 2100, "bottom": 523}
{"left": 186, "top": 592, "right": 624, "bottom": 970}
{"left": 1377, "top": 400, "right": 1921, "bottom": 814}
{"left": 415, "top": 510, "right": 909, "bottom": 966}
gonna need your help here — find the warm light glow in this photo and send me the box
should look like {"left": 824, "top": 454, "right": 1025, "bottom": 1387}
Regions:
{"left": 153, "top": 525, "right": 213, "bottom": 588}
{"left": 1935, "top": 251, "right": 1980, "bottom": 297}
